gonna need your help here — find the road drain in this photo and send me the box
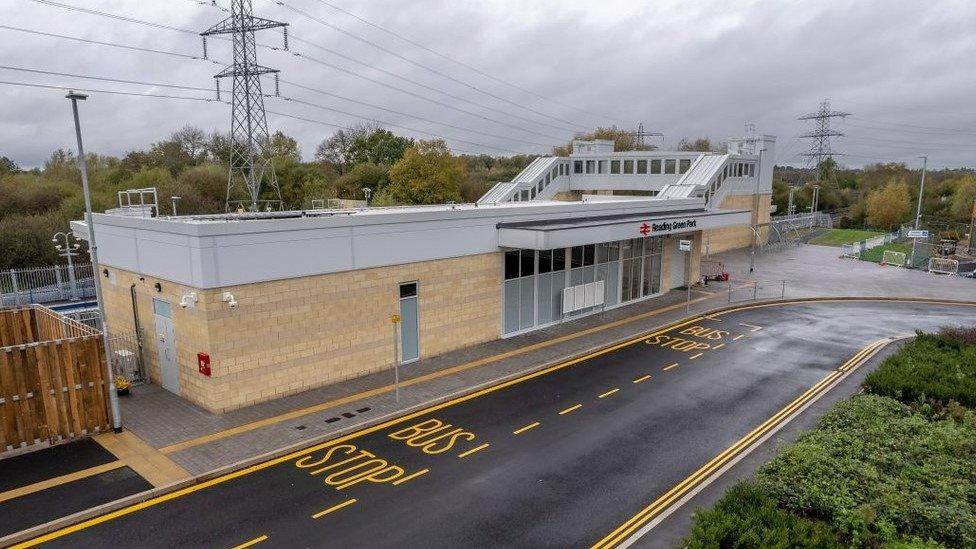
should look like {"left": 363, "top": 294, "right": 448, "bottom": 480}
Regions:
{"left": 320, "top": 406, "right": 373, "bottom": 426}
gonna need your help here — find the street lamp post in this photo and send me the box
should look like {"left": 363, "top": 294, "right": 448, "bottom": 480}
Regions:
{"left": 52, "top": 231, "right": 81, "bottom": 301}
{"left": 914, "top": 156, "right": 928, "bottom": 230}
{"left": 67, "top": 91, "right": 122, "bottom": 432}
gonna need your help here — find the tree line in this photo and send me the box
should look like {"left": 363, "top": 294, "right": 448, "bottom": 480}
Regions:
{"left": 2, "top": 123, "right": 972, "bottom": 271}
{"left": 0, "top": 124, "right": 537, "bottom": 270}
{"left": 772, "top": 158, "right": 976, "bottom": 234}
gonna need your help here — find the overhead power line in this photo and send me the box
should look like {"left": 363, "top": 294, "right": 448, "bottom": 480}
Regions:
{"left": 276, "top": 96, "right": 534, "bottom": 155}
{"left": 280, "top": 80, "right": 553, "bottom": 148}
{"left": 271, "top": 0, "right": 587, "bottom": 133}
{"left": 0, "top": 63, "right": 541, "bottom": 155}
{"left": 848, "top": 116, "right": 976, "bottom": 136}
{"left": 0, "top": 79, "right": 218, "bottom": 101}
{"left": 285, "top": 34, "right": 569, "bottom": 142}
{"left": 0, "top": 24, "right": 559, "bottom": 150}
{"left": 306, "top": 0, "right": 629, "bottom": 126}
{"left": 287, "top": 48, "right": 567, "bottom": 143}
{"left": 21, "top": 0, "right": 568, "bottom": 145}
{"left": 29, "top": 0, "right": 198, "bottom": 34}
{"left": 0, "top": 65, "right": 215, "bottom": 93}
{"left": 0, "top": 24, "right": 215, "bottom": 63}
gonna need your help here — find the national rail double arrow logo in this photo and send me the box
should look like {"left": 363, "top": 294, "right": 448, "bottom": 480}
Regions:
{"left": 639, "top": 222, "right": 650, "bottom": 236}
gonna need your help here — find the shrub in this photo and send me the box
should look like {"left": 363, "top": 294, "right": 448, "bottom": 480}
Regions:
{"left": 755, "top": 395, "right": 976, "bottom": 547}
{"left": 684, "top": 483, "right": 841, "bottom": 548}
{"left": 864, "top": 333, "right": 976, "bottom": 407}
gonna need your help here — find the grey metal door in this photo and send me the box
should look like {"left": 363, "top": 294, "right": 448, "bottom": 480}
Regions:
{"left": 153, "top": 299, "right": 180, "bottom": 394}
{"left": 399, "top": 282, "right": 420, "bottom": 364}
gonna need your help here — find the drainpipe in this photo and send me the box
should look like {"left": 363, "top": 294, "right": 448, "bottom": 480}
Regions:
{"left": 130, "top": 284, "right": 147, "bottom": 381}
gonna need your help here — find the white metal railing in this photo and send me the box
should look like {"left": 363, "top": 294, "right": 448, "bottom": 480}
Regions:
{"left": 1, "top": 263, "right": 96, "bottom": 307}
{"left": 728, "top": 280, "right": 787, "bottom": 303}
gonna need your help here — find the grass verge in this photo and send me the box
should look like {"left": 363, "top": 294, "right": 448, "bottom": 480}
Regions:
{"left": 683, "top": 328, "right": 976, "bottom": 548}
{"left": 810, "top": 229, "right": 884, "bottom": 247}
{"left": 859, "top": 242, "right": 912, "bottom": 264}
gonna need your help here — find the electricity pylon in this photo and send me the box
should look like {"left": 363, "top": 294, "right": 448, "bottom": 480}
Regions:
{"left": 202, "top": 0, "right": 288, "bottom": 212}
{"left": 798, "top": 99, "right": 850, "bottom": 182}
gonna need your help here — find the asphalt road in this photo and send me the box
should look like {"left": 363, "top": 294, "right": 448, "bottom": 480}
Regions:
{"left": 24, "top": 300, "right": 976, "bottom": 549}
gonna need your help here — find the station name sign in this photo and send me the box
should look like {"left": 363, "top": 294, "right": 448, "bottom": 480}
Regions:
{"left": 640, "top": 219, "right": 698, "bottom": 236}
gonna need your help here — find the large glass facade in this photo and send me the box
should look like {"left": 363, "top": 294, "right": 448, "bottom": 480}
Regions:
{"left": 503, "top": 236, "right": 665, "bottom": 335}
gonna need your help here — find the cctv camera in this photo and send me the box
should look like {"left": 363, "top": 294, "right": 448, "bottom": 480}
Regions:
{"left": 228, "top": 300, "right": 238, "bottom": 309}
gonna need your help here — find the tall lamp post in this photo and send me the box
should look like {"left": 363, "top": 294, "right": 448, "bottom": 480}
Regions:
{"left": 67, "top": 91, "right": 122, "bottom": 432}
{"left": 52, "top": 231, "right": 81, "bottom": 301}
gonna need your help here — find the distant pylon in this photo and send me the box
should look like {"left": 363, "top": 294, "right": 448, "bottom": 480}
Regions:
{"left": 632, "top": 122, "right": 663, "bottom": 149}
{"left": 202, "top": 0, "right": 288, "bottom": 212}
{"left": 798, "top": 99, "right": 850, "bottom": 177}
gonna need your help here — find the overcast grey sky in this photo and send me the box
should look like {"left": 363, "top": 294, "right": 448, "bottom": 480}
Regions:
{"left": 2, "top": 0, "right": 976, "bottom": 170}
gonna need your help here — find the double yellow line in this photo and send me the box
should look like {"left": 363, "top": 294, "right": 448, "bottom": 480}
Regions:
{"left": 591, "top": 337, "right": 890, "bottom": 549}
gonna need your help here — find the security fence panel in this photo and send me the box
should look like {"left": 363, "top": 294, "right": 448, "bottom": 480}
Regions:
{"left": 1, "top": 263, "right": 96, "bottom": 308}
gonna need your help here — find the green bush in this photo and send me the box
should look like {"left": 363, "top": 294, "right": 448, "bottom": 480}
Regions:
{"left": 685, "top": 483, "right": 841, "bottom": 548}
{"left": 864, "top": 333, "right": 976, "bottom": 407}
{"left": 755, "top": 395, "right": 976, "bottom": 547}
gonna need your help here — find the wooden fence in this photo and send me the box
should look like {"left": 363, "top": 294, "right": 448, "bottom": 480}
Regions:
{"left": 0, "top": 306, "right": 112, "bottom": 454}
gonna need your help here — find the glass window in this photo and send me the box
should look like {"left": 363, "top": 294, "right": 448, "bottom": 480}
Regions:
{"left": 623, "top": 160, "right": 634, "bottom": 174}
{"left": 574, "top": 160, "right": 583, "bottom": 174}
{"left": 539, "top": 249, "right": 552, "bottom": 274}
{"left": 651, "top": 159, "right": 662, "bottom": 174}
{"left": 537, "top": 274, "right": 552, "bottom": 325}
{"left": 552, "top": 248, "right": 566, "bottom": 271}
{"left": 399, "top": 282, "right": 418, "bottom": 298}
{"left": 643, "top": 237, "right": 653, "bottom": 257}
{"left": 636, "top": 160, "right": 648, "bottom": 174}
{"left": 586, "top": 160, "right": 596, "bottom": 174}
{"left": 520, "top": 250, "right": 535, "bottom": 277}
{"left": 608, "top": 241, "right": 620, "bottom": 261}
{"left": 595, "top": 243, "right": 609, "bottom": 264}
{"left": 530, "top": 187, "right": 537, "bottom": 199}
{"left": 551, "top": 168, "right": 557, "bottom": 181}
{"left": 519, "top": 278, "right": 534, "bottom": 331}
{"left": 583, "top": 244, "right": 595, "bottom": 266}
{"left": 621, "top": 239, "right": 634, "bottom": 259}
{"left": 571, "top": 246, "right": 584, "bottom": 268}
{"left": 505, "top": 250, "right": 520, "bottom": 279}
{"left": 749, "top": 164, "right": 755, "bottom": 177}
{"left": 610, "top": 160, "right": 621, "bottom": 174}
{"left": 665, "top": 159, "right": 677, "bottom": 174}
{"left": 521, "top": 190, "right": 529, "bottom": 201}
{"left": 504, "top": 280, "right": 519, "bottom": 334}
{"left": 679, "top": 159, "right": 691, "bottom": 173}
{"left": 598, "top": 160, "right": 607, "bottom": 174}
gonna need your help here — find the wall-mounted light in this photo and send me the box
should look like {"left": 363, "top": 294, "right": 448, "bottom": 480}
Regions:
{"left": 102, "top": 268, "right": 109, "bottom": 277}
{"left": 222, "top": 292, "right": 238, "bottom": 309}
{"left": 154, "top": 282, "right": 162, "bottom": 293}
{"left": 179, "top": 292, "right": 198, "bottom": 309}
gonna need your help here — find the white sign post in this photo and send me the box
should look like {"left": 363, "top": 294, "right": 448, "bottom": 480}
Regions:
{"left": 680, "top": 239, "right": 693, "bottom": 312}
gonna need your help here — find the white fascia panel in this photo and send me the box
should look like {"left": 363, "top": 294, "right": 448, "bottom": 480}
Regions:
{"left": 498, "top": 210, "right": 750, "bottom": 250}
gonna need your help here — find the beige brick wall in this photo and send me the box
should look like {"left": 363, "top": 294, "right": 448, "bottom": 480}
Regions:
{"left": 704, "top": 193, "right": 772, "bottom": 254}
{"left": 100, "top": 253, "right": 502, "bottom": 413}
{"left": 98, "top": 269, "right": 213, "bottom": 404}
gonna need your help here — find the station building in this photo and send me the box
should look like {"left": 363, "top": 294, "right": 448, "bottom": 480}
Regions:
{"left": 73, "top": 135, "right": 774, "bottom": 412}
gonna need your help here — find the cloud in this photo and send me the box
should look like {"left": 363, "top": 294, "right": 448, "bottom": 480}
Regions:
{"left": 1, "top": 0, "right": 975, "bottom": 169}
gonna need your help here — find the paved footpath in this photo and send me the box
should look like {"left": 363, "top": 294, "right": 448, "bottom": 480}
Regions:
{"left": 17, "top": 300, "right": 976, "bottom": 548}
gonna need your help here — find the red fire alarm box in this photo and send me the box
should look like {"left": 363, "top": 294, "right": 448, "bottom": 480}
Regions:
{"left": 197, "top": 352, "right": 211, "bottom": 377}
